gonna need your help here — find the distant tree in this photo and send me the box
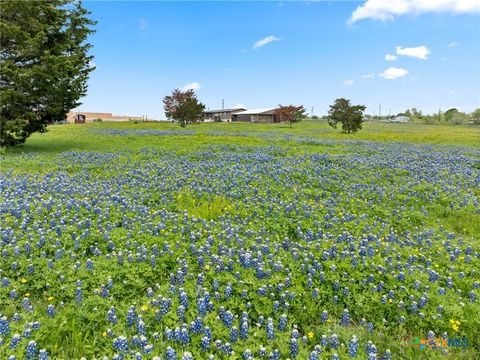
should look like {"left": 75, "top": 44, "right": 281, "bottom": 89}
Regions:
{"left": 449, "top": 111, "right": 468, "bottom": 125}
{"left": 471, "top": 108, "right": 480, "bottom": 125}
{"left": 444, "top": 108, "right": 459, "bottom": 123}
{"left": 275, "top": 105, "right": 306, "bottom": 128}
{"left": 327, "top": 98, "right": 366, "bottom": 133}
{"left": 0, "top": 0, "right": 96, "bottom": 147}
{"left": 311, "top": 115, "right": 319, "bottom": 120}
{"left": 163, "top": 89, "right": 205, "bottom": 127}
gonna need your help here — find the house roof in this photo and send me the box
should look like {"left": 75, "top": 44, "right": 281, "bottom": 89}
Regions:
{"left": 234, "top": 108, "right": 277, "bottom": 115}
{"left": 204, "top": 108, "right": 245, "bottom": 113}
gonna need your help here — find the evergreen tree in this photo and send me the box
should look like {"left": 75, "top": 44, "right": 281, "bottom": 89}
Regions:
{"left": 0, "top": 0, "right": 96, "bottom": 147}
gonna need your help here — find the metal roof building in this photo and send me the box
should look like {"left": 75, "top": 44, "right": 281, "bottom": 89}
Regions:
{"left": 232, "top": 108, "right": 279, "bottom": 123}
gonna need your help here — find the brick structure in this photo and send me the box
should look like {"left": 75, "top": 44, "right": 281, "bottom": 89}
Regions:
{"left": 66, "top": 112, "right": 143, "bottom": 123}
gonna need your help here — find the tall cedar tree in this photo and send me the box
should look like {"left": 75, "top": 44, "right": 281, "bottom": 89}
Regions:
{"left": 328, "top": 98, "right": 366, "bottom": 133}
{"left": 0, "top": 0, "right": 96, "bottom": 147}
{"left": 275, "top": 105, "right": 306, "bottom": 128}
{"left": 163, "top": 89, "right": 205, "bottom": 128}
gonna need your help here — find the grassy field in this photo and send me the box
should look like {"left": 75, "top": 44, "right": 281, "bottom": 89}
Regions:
{"left": 1, "top": 121, "right": 479, "bottom": 359}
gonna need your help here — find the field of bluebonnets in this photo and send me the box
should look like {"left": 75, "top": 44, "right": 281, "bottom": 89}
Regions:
{"left": 1, "top": 121, "right": 479, "bottom": 360}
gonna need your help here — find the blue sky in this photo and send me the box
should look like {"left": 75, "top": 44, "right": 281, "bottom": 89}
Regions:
{"left": 76, "top": 1, "right": 480, "bottom": 119}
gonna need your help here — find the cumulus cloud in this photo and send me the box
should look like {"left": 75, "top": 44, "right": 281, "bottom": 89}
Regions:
{"left": 379, "top": 67, "right": 408, "bottom": 79}
{"left": 349, "top": 0, "right": 480, "bottom": 23}
{"left": 396, "top": 46, "right": 430, "bottom": 59}
{"left": 253, "top": 36, "right": 280, "bottom": 49}
{"left": 385, "top": 54, "right": 397, "bottom": 61}
{"left": 343, "top": 80, "right": 354, "bottom": 86}
{"left": 182, "top": 82, "right": 201, "bottom": 91}
{"left": 362, "top": 73, "right": 375, "bottom": 79}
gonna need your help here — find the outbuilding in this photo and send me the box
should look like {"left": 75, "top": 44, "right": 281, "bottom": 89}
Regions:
{"left": 74, "top": 114, "right": 86, "bottom": 124}
{"left": 203, "top": 108, "right": 246, "bottom": 122}
{"left": 232, "top": 108, "right": 279, "bottom": 123}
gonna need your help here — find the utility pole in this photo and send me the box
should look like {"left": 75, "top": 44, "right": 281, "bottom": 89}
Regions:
{"left": 379, "top": 105, "right": 382, "bottom": 118}
{"left": 311, "top": 107, "right": 314, "bottom": 117}
{"left": 222, "top": 99, "right": 224, "bottom": 110}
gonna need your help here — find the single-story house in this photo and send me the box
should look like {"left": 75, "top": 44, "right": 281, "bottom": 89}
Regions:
{"left": 232, "top": 108, "right": 280, "bottom": 123}
{"left": 203, "top": 108, "right": 246, "bottom": 122}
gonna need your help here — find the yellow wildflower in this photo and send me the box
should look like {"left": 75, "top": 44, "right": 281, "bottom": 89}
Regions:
{"left": 141, "top": 304, "right": 149, "bottom": 312}
{"left": 388, "top": 299, "right": 393, "bottom": 304}
{"left": 102, "top": 331, "right": 107, "bottom": 337}
{"left": 307, "top": 331, "right": 314, "bottom": 339}
{"left": 48, "top": 296, "right": 54, "bottom": 301}
{"left": 25, "top": 292, "right": 31, "bottom": 297}
{"left": 205, "top": 264, "right": 210, "bottom": 270}
{"left": 20, "top": 278, "right": 27, "bottom": 284}
{"left": 449, "top": 319, "right": 461, "bottom": 332}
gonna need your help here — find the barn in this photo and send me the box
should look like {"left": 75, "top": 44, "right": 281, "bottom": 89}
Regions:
{"left": 231, "top": 108, "right": 279, "bottom": 123}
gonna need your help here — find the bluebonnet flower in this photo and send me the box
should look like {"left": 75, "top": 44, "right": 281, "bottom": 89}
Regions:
{"left": 279, "top": 314, "right": 287, "bottom": 331}
{"left": 127, "top": 305, "right": 137, "bottom": 327}
{"left": 349, "top": 335, "right": 359, "bottom": 357}
{"left": 331, "top": 333, "right": 339, "bottom": 349}
{"left": 223, "top": 310, "right": 234, "bottom": 328}
{"left": 341, "top": 309, "right": 350, "bottom": 326}
{"left": 290, "top": 338, "right": 298, "bottom": 358}
{"left": 201, "top": 336, "right": 210, "bottom": 351}
{"left": 321, "top": 310, "right": 328, "bottom": 324}
{"left": 108, "top": 306, "right": 117, "bottom": 324}
{"left": 10, "top": 333, "right": 21, "bottom": 348}
{"left": 47, "top": 305, "right": 55, "bottom": 317}
{"left": 0, "top": 315, "right": 10, "bottom": 335}
{"left": 86, "top": 258, "right": 93, "bottom": 270}
{"left": 179, "top": 291, "right": 189, "bottom": 309}
{"left": 266, "top": 317, "right": 275, "bottom": 340}
{"left": 240, "top": 321, "right": 249, "bottom": 339}
{"left": 38, "top": 349, "right": 49, "bottom": 360}
{"left": 75, "top": 287, "right": 83, "bottom": 303}
{"left": 25, "top": 340, "right": 37, "bottom": 359}
{"left": 243, "top": 349, "right": 253, "bottom": 360}
{"left": 113, "top": 336, "right": 129, "bottom": 353}
{"left": 366, "top": 341, "right": 377, "bottom": 360}
{"left": 165, "top": 347, "right": 177, "bottom": 360}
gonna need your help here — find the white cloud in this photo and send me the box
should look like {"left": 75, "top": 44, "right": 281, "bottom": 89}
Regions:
{"left": 253, "top": 36, "right": 280, "bottom": 49}
{"left": 182, "top": 82, "right": 201, "bottom": 91}
{"left": 362, "top": 73, "right": 375, "bottom": 79}
{"left": 449, "top": 41, "right": 459, "bottom": 47}
{"left": 343, "top": 80, "right": 354, "bottom": 86}
{"left": 396, "top": 46, "right": 430, "bottom": 59}
{"left": 385, "top": 54, "right": 397, "bottom": 61}
{"left": 349, "top": 0, "right": 480, "bottom": 23}
{"left": 379, "top": 67, "right": 409, "bottom": 79}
